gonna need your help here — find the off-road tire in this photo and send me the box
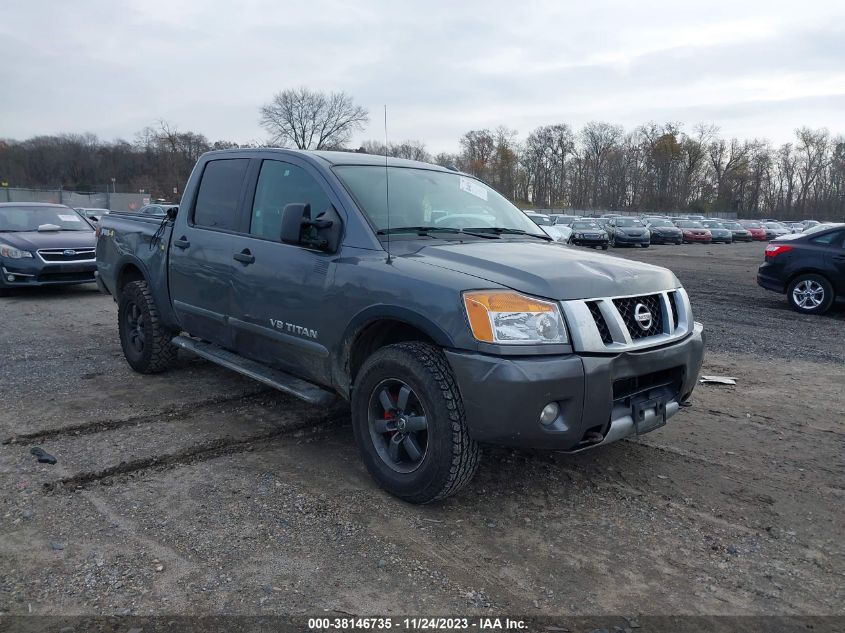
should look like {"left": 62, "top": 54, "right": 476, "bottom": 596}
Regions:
{"left": 118, "top": 280, "right": 178, "bottom": 373}
{"left": 787, "top": 274, "right": 834, "bottom": 315}
{"left": 351, "top": 342, "right": 480, "bottom": 504}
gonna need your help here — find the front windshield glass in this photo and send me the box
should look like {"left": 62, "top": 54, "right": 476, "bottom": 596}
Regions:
{"left": 572, "top": 221, "right": 599, "bottom": 230}
{"left": 744, "top": 222, "right": 762, "bottom": 228}
{"left": 765, "top": 222, "right": 784, "bottom": 229}
{"left": 703, "top": 221, "right": 723, "bottom": 228}
{"left": 0, "top": 206, "right": 90, "bottom": 232}
{"left": 677, "top": 221, "right": 704, "bottom": 228}
{"left": 615, "top": 218, "right": 644, "bottom": 227}
{"left": 723, "top": 222, "right": 742, "bottom": 229}
{"left": 334, "top": 166, "right": 544, "bottom": 236}
{"left": 648, "top": 219, "right": 673, "bottom": 227}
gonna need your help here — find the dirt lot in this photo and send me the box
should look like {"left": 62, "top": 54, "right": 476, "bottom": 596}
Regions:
{"left": 1, "top": 242, "right": 843, "bottom": 620}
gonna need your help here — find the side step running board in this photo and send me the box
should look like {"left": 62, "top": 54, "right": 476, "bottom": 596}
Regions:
{"left": 172, "top": 335, "right": 336, "bottom": 406}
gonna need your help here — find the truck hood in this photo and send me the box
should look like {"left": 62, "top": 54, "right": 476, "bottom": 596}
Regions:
{"left": 0, "top": 230, "right": 96, "bottom": 251}
{"left": 414, "top": 240, "right": 679, "bottom": 300}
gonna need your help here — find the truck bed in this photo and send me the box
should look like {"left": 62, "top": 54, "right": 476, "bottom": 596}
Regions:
{"left": 95, "top": 212, "right": 175, "bottom": 322}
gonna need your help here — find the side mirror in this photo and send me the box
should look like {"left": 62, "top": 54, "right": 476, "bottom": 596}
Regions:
{"left": 166, "top": 206, "right": 178, "bottom": 221}
{"left": 280, "top": 203, "right": 342, "bottom": 253}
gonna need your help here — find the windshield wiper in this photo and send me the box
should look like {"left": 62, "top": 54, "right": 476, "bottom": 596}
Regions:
{"left": 465, "top": 227, "right": 553, "bottom": 241}
{"left": 377, "top": 226, "right": 499, "bottom": 239}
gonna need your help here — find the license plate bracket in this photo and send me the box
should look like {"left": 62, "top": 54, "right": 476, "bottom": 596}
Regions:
{"left": 633, "top": 397, "right": 667, "bottom": 435}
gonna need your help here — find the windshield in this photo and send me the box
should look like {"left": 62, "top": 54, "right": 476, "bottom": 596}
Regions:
{"left": 703, "top": 221, "right": 723, "bottom": 228}
{"left": 648, "top": 219, "right": 673, "bottom": 227}
{"left": 723, "top": 222, "right": 742, "bottom": 229}
{"left": 572, "top": 221, "right": 600, "bottom": 230}
{"left": 677, "top": 221, "right": 704, "bottom": 228}
{"left": 743, "top": 221, "right": 762, "bottom": 228}
{"left": 0, "top": 206, "right": 90, "bottom": 232}
{"left": 765, "top": 222, "right": 784, "bottom": 229}
{"left": 615, "top": 218, "right": 644, "bottom": 227}
{"left": 334, "top": 166, "right": 544, "bottom": 236}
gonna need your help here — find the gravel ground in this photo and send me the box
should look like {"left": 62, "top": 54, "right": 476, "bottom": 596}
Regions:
{"left": 0, "top": 241, "right": 843, "bottom": 621}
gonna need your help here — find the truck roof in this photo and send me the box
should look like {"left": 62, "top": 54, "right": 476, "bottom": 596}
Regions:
{"left": 199, "top": 148, "right": 454, "bottom": 172}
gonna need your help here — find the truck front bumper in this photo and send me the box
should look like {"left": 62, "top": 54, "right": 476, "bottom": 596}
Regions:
{"left": 445, "top": 322, "right": 704, "bottom": 451}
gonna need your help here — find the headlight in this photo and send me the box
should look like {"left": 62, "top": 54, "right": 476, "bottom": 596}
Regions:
{"left": 576, "top": 232, "right": 584, "bottom": 238}
{"left": 0, "top": 243, "right": 33, "bottom": 259}
{"left": 463, "top": 291, "right": 568, "bottom": 344}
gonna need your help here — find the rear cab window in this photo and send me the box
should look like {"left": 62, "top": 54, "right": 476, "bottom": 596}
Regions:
{"left": 193, "top": 159, "right": 250, "bottom": 231}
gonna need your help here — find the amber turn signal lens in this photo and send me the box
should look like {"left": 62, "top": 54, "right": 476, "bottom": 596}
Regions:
{"left": 463, "top": 291, "right": 560, "bottom": 344}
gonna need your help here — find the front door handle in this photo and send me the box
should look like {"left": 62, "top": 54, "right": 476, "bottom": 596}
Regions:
{"left": 233, "top": 249, "right": 255, "bottom": 265}
{"left": 173, "top": 237, "right": 190, "bottom": 249}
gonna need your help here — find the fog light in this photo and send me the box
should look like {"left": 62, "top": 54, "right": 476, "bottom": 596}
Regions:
{"left": 6, "top": 274, "right": 14, "bottom": 282}
{"left": 539, "top": 402, "right": 560, "bottom": 426}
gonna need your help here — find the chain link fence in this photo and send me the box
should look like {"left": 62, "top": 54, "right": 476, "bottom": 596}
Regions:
{"left": 0, "top": 188, "right": 151, "bottom": 212}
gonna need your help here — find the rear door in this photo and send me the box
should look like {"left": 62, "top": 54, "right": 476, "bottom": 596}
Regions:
{"left": 820, "top": 230, "right": 845, "bottom": 295}
{"left": 169, "top": 158, "right": 250, "bottom": 348}
{"left": 228, "top": 157, "right": 341, "bottom": 384}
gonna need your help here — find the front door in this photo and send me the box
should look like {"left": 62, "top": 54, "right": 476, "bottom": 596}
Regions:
{"left": 169, "top": 158, "right": 250, "bottom": 347}
{"left": 228, "top": 158, "right": 341, "bottom": 385}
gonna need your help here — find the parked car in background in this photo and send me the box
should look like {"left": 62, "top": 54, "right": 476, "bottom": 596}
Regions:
{"left": 75, "top": 208, "right": 110, "bottom": 223}
{"left": 607, "top": 217, "right": 650, "bottom": 248}
{"left": 739, "top": 221, "right": 768, "bottom": 241}
{"left": 138, "top": 204, "right": 178, "bottom": 217}
{"left": 549, "top": 214, "right": 579, "bottom": 226}
{"left": 800, "top": 220, "right": 820, "bottom": 231}
{"left": 720, "top": 221, "right": 753, "bottom": 242}
{"left": 568, "top": 220, "right": 608, "bottom": 249}
{"left": 775, "top": 223, "right": 845, "bottom": 241}
{"left": 674, "top": 220, "right": 712, "bottom": 244}
{"left": 0, "top": 202, "right": 97, "bottom": 295}
{"left": 763, "top": 222, "right": 791, "bottom": 240}
{"left": 595, "top": 217, "right": 610, "bottom": 230}
{"left": 758, "top": 224, "right": 845, "bottom": 314}
{"left": 701, "top": 220, "right": 733, "bottom": 243}
{"left": 540, "top": 223, "right": 573, "bottom": 243}
{"left": 645, "top": 218, "right": 683, "bottom": 244}
{"left": 786, "top": 222, "right": 805, "bottom": 234}
{"left": 524, "top": 211, "right": 552, "bottom": 226}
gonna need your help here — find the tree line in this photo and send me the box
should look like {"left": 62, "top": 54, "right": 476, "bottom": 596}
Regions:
{"left": 1, "top": 87, "right": 842, "bottom": 220}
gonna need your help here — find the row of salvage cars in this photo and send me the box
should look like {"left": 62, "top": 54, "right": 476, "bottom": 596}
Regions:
{"left": 524, "top": 211, "right": 828, "bottom": 248}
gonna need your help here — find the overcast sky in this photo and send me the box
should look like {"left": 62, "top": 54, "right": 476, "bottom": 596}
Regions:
{"left": 2, "top": 0, "right": 844, "bottom": 152}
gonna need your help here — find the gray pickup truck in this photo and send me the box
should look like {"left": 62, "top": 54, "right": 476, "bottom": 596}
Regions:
{"left": 96, "top": 149, "right": 704, "bottom": 503}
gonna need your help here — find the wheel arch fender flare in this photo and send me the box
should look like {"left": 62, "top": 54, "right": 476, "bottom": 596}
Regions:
{"left": 333, "top": 305, "right": 457, "bottom": 397}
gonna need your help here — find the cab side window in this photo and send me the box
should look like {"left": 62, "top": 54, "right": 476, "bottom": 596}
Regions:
{"left": 249, "top": 160, "right": 331, "bottom": 241}
{"left": 193, "top": 159, "right": 249, "bottom": 231}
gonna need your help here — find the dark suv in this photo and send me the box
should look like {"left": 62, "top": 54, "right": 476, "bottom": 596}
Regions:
{"left": 757, "top": 225, "right": 845, "bottom": 314}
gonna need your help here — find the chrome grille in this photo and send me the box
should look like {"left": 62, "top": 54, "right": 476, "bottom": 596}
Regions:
{"left": 37, "top": 248, "right": 96, "bottom": 262}
{"left": 612, "top": 294, "right": 663, "bottom": 339}
{"left": 561, "top": 288, "right": 692, "bottom": 353}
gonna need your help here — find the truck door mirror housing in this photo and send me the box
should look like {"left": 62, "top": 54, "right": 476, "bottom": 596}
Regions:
{"left": 280, "top": 203, "right": 342, "bottom": 253}
{"left": 166, "top": 206, "right": 179, "bottom": 221}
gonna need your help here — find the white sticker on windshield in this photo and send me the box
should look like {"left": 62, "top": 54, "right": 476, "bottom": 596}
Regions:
{"left": 58, "top": 214, "right": 81, "bottom": 222}
{"left": 459, "top": 176, "right": 488, "bottom": 201}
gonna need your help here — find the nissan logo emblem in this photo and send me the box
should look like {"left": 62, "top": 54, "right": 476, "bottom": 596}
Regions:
{"left": 63, "top": 249, "right": 77, "bottom": 256}
{"left": 634, "top": 303, "right": 653, "bottom": 330}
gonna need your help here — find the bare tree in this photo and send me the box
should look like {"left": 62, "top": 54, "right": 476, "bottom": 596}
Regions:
{"left": 359, "top": 140, "right": 430, "bottom": 162}
{"left": 259, "top": 87, "right": 369, "bottom": 150}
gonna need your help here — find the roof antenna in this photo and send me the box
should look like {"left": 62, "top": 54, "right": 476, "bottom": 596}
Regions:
{"left": 384, "top": 104, "right": 392, "bottom": 264}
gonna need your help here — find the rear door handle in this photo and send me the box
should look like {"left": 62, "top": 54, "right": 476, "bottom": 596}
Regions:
{"left": 173, "top": 238, "right": 190, "bottom": 249}
{"left": 233, "top": 249, "right": 255, "bottom": 265}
